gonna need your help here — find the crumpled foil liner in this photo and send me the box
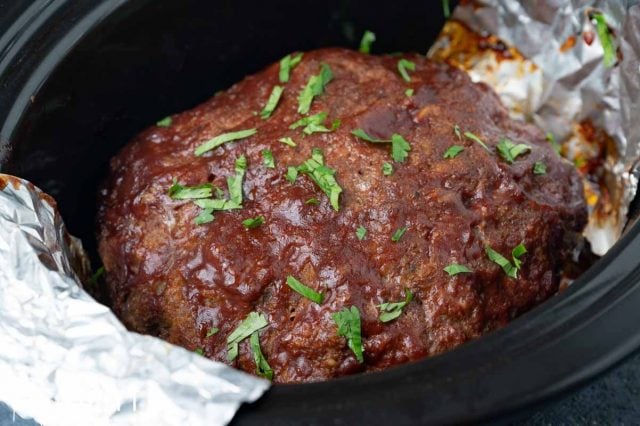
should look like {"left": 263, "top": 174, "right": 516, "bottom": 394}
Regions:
{"left": 0, "top": 175, "right": 269, "bottom": 426}
{"left": 429, "top": 0, "right": 640, "bottom": 255}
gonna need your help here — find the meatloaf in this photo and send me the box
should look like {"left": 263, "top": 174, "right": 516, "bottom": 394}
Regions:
{"left": 97, "top": 48, "right": 587, "bottom": 383}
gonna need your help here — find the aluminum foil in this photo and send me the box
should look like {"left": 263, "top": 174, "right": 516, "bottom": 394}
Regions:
{"left": 0, "top": 175, "right": 269, "bottom": 426}
{"left": 428, "top": 0, "right": 640, "bottom": 255}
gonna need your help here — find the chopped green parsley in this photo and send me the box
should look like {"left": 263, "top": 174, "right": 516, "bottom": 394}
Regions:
{"left": 194, "top": 208, "right": 214, "bottom": 225}
{"left": 285, "top": 166, "right": 298, "bottom": 183}
{"left": 290, "top": 111, "right": 339, "bottom": 135}
{"left": 359, "top": 30, "right": 376, "bottom": 54}
{"left": 351, "top": 128, "right": 411, "bottom": 162}
{"left": 286, "top": 275, "right": 324, "bottom": 304}
{"left": 546, "top": 132, "right": 561, "bottom": 155}
{"left": 382, "top": 162, "right": 394, "bottom": 176}
{"left": 298, "top": 63, "right": 333, "bottom": 114}
{"left": 592, "top": 12, "right": 616, "bottom": 68}
{"left": 496, "top": 138, "right": 531, "bottom": 164}
{"left": 305, "top": 197, "right": 319, "bottom": 205}
{"left": 193, "top": 155, "right": 247, "bottom": 222}
{"left": 260, "top": 85, "right": 284, "bottom": 119}
{"left": 442, "top": 0, "right": 451, "bottom": 18}
{"left": 206, "top": 327, "right": 219, "bottom": 337}
{"left": 296, "top": 148, "right": 343, "bottom": 211}
{"left": 227, "top": 311, "right": 268, "bottom": 361}
{"left": 405, "top": 88, "right": 414, "bottom": 97}
{"left": 194, "top": 128, "right": 257, "bottom": 156}
{"left": 356, "top": 225, "right": 367, "bottom": 240}
{"left": 444, "top": 264, "right": 472, "bottom": 276}
{"left": 378, "top": 289, "right": 413, "bottom": 323}
{"left": 463, "top": 131, "right": 490, "bottom": 151}
{"left": 533, "top": 161, "right": 547, "bottom": 175}
{"left": 332, "top": 306, "right": 364, "bottom": 363}
{"left": 168, "top": 179, "right": 213, "bottom": 200}
{"left": 262, "top": 149, "right": 275, "bottom": 168}
{"left": 242, "top": 216, "right": 265, "bottom": 229}
{"left": 391, "top": 226, "right": 407, "bottom": 242}
{"left": 279, "top": 137, "right": 297, "bottom": 147}
{"left": 87, "top": 266, "right": 105, "bottom": 288}
{"left": 279, "top": 52, "right": 303, "bottom": 83}
{"left": 397, "top": 59, "right": 416, "bottom": 82}
{"left": 156, "top": 116, "right": 172, "bottom": 127}
{"left": 485, "top": 243, "right": 527, "bottom": 279}
{"left": 443, "top": 145, "right": 464, "bottom": 159}
{"left": 454, "top": 124, "right": 462, "bottom": 140}
{"left": 250, "top": 331, "right": 273, "bottom": 380}
{"left": 194, "top": 348, "right": 204, "bottom": 356}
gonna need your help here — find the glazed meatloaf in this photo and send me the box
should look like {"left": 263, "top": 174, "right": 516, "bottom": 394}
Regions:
{"left": 97, "top": 48, "right": 587, "bottom": 383}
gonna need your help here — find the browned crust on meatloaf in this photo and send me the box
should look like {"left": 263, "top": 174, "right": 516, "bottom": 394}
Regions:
{"left": 97, "top": 48, "right": 587, "bottom": 383}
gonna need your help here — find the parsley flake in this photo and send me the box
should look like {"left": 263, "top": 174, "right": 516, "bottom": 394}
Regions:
{"left": 332, "top": 306, "right": 364, "bottom": 363}
{"left": 168, "top": 179, "right": 213, "bottom": 200}
{"left": 250, "top": 331, "right": 273, "bottom": 380}
{"left": 87, "top": 266, "right": 105, "bottom": 289}
{"left": 194, "top": 348, "right": 204, "bottom": 356}
{"left": 356, "top": 225, "right": 367, "bottom": 240}
{"left": 496, "top": 138, "right": 531, "bottom": 164}
{"left": 378, "top": 288, "right": 413, "bottom": 322}
{"left": 351, "top": 129, "right": 411, "bottom": 162}
{"left": 444, "top": 264, "right": 472, "bottom": 276}
{"left": 443, "top": 145, "right": 464, "bottom": 159}
{"left": 260, "top": 85, "right": 284, "bottom": 119}
{"left": 359, "top": 30, "right": 376, "bottom": 54}
{"left": 297, "top": 148, "right": 343, "bottom": 211}
{"left": 397, "top": 59, "right": 416, "bottom": 82}
{"left": 533, "top": 161, "right": 547, "bottom": 175}
{"left": 194, "top": 128, "right": 257, "bottom": 156}
{"left": 298, "top": 63, "right": 333, "bottom": 114}
{"left": 262, "top": 149, "right": 275, "bottom": 168}
{"left": 442, "top": 0, "right": 451, "bottom": 18}
{"left": 279, "top": 137, "right": 297, "bottom": 147}
{"left": 485, "top": 243, "right": 527, "bottom": 279}
{"left": 194, "top": 155, "right": 247, "bottom": 214}
{"left": 227, "top": 311, "right": 268, "bottom": 361}
{"left": 227, "top": 155, "right": 246, "bottom": 205}
{"left": 206, "top": 327, "right": 219, "bottom": 337}
{"left": 286, "top": 275, "right": 324, "bottom": 304}
{"left": 290, "top": 111, "right": 339, "bottom": 135}
{"left": 391, "top": 226, "right": 407, "bottom": 242}
{"left": 305, "top": 197, "right": 319, "bottom": 205}
{"left": 279, "top": 52, "right": 303, "bottom": 83}
{"left": 592, "top": 12, "right": 616, "bottom": 68}
{"left": 194, "top": 208, "right": 214, "bottom": 225}
{"left": 378, "top": 289, "right": 413, "bottom": 323}
{"left": 546, "top": 132, "right": 561, "bottom": 155}
{"left": 382, "top": 162, "right": 394, "bottom": 176}
{"left": 285, "top": 166, "right": 298, "bottom": 183}
{"left": 454, "top": 124, "right": 462, "bottom": 140}
{"left": 463, "top": 131, "right": 490, "bottom": 151}
{"left": 156, "top": 116, "right": 172, "bottom": 127}
{"left": 405, "top": 88, "right": 414, "bottom": 97}
{"left": 242, "top": 216, "right": 265, "bottom": 229}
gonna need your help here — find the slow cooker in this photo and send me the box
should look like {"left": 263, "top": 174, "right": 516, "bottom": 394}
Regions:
{"left": 1, "top": 1, "right": 639, "bottom": 424}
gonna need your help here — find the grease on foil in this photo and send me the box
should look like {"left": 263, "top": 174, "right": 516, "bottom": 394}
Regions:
{"left": 428, "top": 0, "right": 640, "bottom": 255}
{"left": 0, "top": 175, "right": 269, "bottom": 426}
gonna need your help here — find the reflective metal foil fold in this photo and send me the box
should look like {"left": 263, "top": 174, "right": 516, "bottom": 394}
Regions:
{"left": 0, "top": 175, "right": 269, "bottom": 426}
{"left": 429, "top": 0, "right": 640, "bottom": 255}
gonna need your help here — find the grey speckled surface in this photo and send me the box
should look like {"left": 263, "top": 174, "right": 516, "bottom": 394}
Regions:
{"left": 2, "top": 351, "right": 640, "bottom": 425}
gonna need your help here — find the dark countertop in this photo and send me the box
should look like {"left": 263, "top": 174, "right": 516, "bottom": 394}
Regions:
{"left": 2, "top": 349, "right": 640, "bottom": 425}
